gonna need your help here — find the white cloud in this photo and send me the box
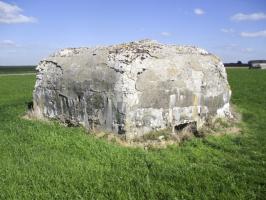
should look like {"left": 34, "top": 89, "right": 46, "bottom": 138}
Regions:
{"left": 0, "top": 39, "right": 16, "bottom": 47}
{"left": 240, "top": 30, "right": 266, "bottom": 37}
{"left": 0, "top": 1, "right": 37, "bottom": 24}
{"left": 194, "top": 8, "right": 205, "bottom": 15}
{"left": 241, "top": 48, "right": 253, "bottom": 52}
{"left": 160, "top": 32, "right": 171, "bottom": 37}
{"left": 221, "top": 44, "right": 238, "bottom": 50}
{"left": 218, "top": 44, "right": 253, "bottom": 53}
{"left": 221, "top": 28, "right": 235, "bottom": 33}
{"left": 231, "top": 12, "right": 266, "bottom": 21}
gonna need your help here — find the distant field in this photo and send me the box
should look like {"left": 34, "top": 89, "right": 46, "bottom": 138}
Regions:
{"left": 0, "top": 69, "right": 265, "bottom": 199}
{"left": 225, "top": 66, "right": 249, "bottom": 69}
{"left": 0, "top": 65, "right": 251, "bottom": 74}
{"left": 0, "top": 66, "right": 36, "bottom": 74}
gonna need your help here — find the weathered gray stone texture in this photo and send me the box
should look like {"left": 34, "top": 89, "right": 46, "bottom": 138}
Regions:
{"left": 32, "top": 40, "right": 231, "bottom": 139}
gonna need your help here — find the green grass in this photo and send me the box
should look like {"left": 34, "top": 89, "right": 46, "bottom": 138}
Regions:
{"left": 0, "top": 66, "right": 36, "bottom": 74}
{"left": 0, "top": 69, "right": 265, "bottom": 199}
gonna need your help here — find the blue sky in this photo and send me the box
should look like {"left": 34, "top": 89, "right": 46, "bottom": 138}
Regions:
{"left": 0, "top": 0, "right": 266, "bottom": 65}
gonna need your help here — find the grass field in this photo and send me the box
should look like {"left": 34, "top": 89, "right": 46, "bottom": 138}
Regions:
{"left": 0, "top": 69, "right": 265, "bottom": 199}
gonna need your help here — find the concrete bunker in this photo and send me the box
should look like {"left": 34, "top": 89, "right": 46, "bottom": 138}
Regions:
{"left": 31, "top": 40, "right": 231, "bottom": 139}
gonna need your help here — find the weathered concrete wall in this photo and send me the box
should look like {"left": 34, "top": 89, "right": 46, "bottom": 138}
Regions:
{"left": 32, "top": 40, "right": 231, "bottom": 139}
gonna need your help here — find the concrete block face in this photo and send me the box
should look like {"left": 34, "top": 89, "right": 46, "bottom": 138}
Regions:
{"left": 32, "top": 40, "right": 231, "bottom": 139}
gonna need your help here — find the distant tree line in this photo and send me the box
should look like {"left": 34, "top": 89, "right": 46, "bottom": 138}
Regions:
{"left": 0, "top": 65, "right": 36, "bottom": 69}
{"left": 224, "top": 61, "right": 249, "bottom": 68}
